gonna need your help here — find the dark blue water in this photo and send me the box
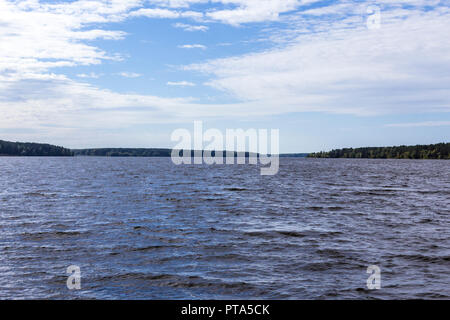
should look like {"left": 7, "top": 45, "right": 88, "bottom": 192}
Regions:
{"left": 0, "top": 157, "right": 449, "bottom": 299}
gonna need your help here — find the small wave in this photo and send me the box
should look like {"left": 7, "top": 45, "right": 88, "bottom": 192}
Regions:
{"left": 94, "top": 272, "right": 254, "bottom": 291}
{"left": 302, "top": 261, "right": 335, "bottom": 271}
{"left": 132, "top": 245, "right": 171, "bottom": 252}
{"left": 24, "top": 192, "right": 57, "bottom": 198}
{"left": 326, "top": 206, "right": 346, "bottom": 211}
{"left": 305, "top": 206, "right": 324, "bottom": 211}
{"left": 20, "top": 230, "right": 87, "bottom": 240}
{"left": 397, "top": 254, "right": 450, "bottom": 264}
{"left": 243, "top": 229, "right": 342, "bottom": 239}
{"left": 224, "top": 187, "right": 247, "bottom": 192}
{"left": 277, "top": 231, "right": 308, "bottom": 238}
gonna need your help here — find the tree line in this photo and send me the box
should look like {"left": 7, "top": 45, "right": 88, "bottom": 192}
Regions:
{"left": 2, "top": 139, "right": 448, "bottom": 159}
{"left": 72, "top": 148, "right": 259, "bottom": 157}
{"left": 308, "top": 143, "right": 450, "bottom": 159}
{"left": 0, "top": 140, "right": 73, "bottom": 156}
{"left": 72, "top": 148, "right": 172, "bottom": 157}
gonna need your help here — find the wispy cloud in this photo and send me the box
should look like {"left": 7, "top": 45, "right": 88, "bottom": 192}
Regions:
{"left": 186, "top": 4, "right": 450, "bottom": 116}
{"left": 167, "top": 81, "right": 196, "bottom": 87}
{"left": 1, "top": 0, "right": 450, "bottom": 148}
{"left": 129, "top": 0, "right": 314, "bottom": 25}
{"left": 173, "top": 23, "right": 208, "bottom": 32}
{"left": 178, "top": 44, "right": 207, "bottom": 49}
{"left": 77, "top": 73, "right": 102, "bottom": 79}
{"left": 205, "top": 0, "right": 305, "bottom": 25}
{"left": 129, "top": 8, "right": 202, "bottom": 20}
{"left": 386, "top": 121, "right": 450, "bottom": 128}
{"left": 116, "top": 72, "right": 142, "bottom": 78}
{"left": 0, "top": 0, "right": 138, "bottom": 77}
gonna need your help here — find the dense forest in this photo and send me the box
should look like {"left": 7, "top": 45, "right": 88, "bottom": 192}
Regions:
{"left": 73, "top": 148, "right": 259, "bottom": 157}
{"left": 3, "top": 139, "right": 448, "bottom": 159}
{"left": 308, "top": 143, "right": 450, "bottom": 159}
{"left": 279, "top": 153, "right": 309, "bottom": 158}
{"left": 0, "top": 140, "right": 73, "bottom": 156}
{"left": 73, "top": 148, "right": 172, "bottom": 157}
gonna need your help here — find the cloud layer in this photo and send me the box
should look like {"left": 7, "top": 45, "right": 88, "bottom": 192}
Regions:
{"left": 0, "top": 0, "right": 449, "bottom": 147}
{"left": 187, "top": 1, "right": 450, "bottom": 115}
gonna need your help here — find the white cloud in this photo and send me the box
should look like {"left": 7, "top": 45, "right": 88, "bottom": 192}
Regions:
{"left": 178, "top": 44, "right": 207, "bottom": 49}
{"left": 130, "top": 8, "right": 181, "bottom": 18}
{"left": 130, "top": 8, "right": 203, "bottom": 19}
{"left": 0, "top": 0, "right": 141, "bottom": 76}
{"left": 167, "top": 81, "right": 196, "bottom": 86}
{"left": 130, "top": 0, "right": 322, "bottom": 25}
{"left": 205, "top": 0, "right": 306, "bottom": 25}
{"left": 386, "top": 121, "right": 450, "bottom": 128}
{"left": 1, "top": 0, "right": 450, "bottom": 147}
{"left": 187, "top": 4, "right": 450, "bottom": 116}
{"left": 77, "top": 73, "right": 102, "bottom": 79}
{"left": 0, "top": 75, "right": 194, "bottom": 129}
{"left": 0, "top": 74, "right": 275, "bottom": 140}
{"left": 173, "top": 23, "right": 209, "bottom": 31}
{"left": 117, "top": 72, "right": 142, "bottom": 78}
{"left": 149, "top": 0, "right": 209, "bottom": 8}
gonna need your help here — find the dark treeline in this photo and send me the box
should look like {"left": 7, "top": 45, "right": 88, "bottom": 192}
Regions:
{"left": 279, "top": 153, "right": 309, "bottom": 158}
{"left": 308, "top": 143, "right": 450, "bottom": 159}
{"left": 73, "top": 148, "right": 259, "bottom": 158}
{"left": 0, "top": 140, "right": 73, "bottom": 156}
{"left": 4, "top": 140, "right": 448, "bottom": 159}
{"left": 73, "top": 148, "right": 172, "bottom": 157}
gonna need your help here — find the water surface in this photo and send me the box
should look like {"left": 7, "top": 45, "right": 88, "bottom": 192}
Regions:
{"left": 0, "top": 157, "right": 449, "bottom": 299}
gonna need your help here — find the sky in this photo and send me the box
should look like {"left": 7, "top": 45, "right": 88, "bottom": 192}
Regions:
{"left": 0, "top": 0, "right": 449, "bottom": 152}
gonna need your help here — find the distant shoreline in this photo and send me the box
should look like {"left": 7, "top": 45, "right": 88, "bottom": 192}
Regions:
{"left": 308, "top": 142, "right": 449, "bottom": 160}
{"left": 72, "top": 148, "right": 309, "bottom": 158}
{"left": 1, "top": 139, "right": 449, "bottom": 159}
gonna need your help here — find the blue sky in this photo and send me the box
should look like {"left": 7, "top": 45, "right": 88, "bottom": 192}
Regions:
{"left": 0, "top": 0, "right": 449, "bottom": 152}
